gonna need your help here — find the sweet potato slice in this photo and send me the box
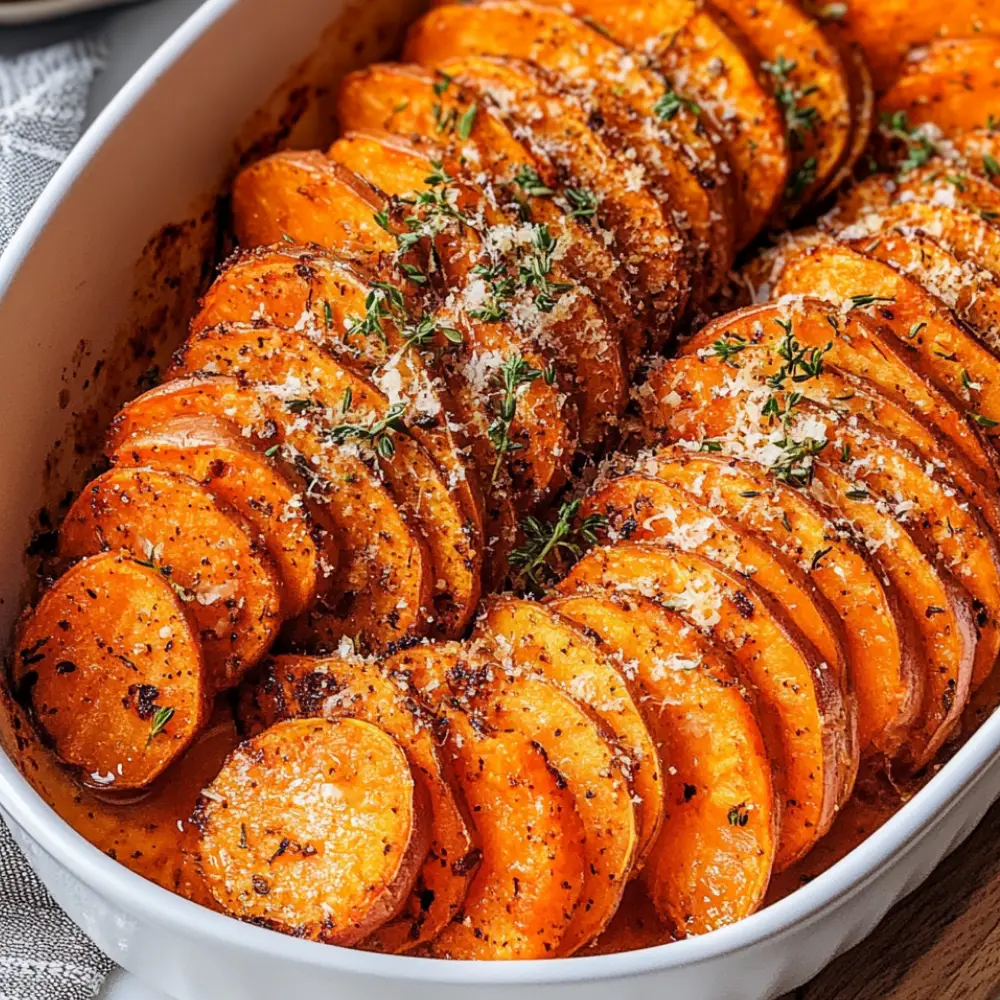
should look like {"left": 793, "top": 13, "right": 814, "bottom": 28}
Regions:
{"left": 59, "top": 468, "right": 281, "bottom": 693}
{"left": 833, "top": 1, "right": 1000, "bottom": 95}
{"left": 236, "top": 654, "right": 477, "bottom": 953}
{"left": 550, "top": 590, "right": 776, "bottom": 936}
{"left": 109, "top": 415, "right": 320, "bottom": 620}
{"left": 878, "top": 38, "right": 1000, "bottom": 138}
{"left": 664, "top": 380, "right": 996, "bottom": 693}
{"left": 710, "top": 0, "right": 851, "bottom": 218}
{"left": 473, "top": 596, "right": 660, "bottom": 869}
{"left": 759, "top": 238, "right": 1000, "bottom": 434}
{"left": 435, "top": 650, "right": 636, "bottom": 954}
{"left": 427, "top": 53, "right": 691, "bottom": 338}
{"left": 171, "top": 324, "right": 480, "bottom": 637}
{"left": 193, "top": 717, "right": 430, "bottom": 945}
{"left": 334, "top": 62, "right": 649, "bottom": 373}
{"left": 586, "top": 882, "right": 674, "bottom": 954}
{"left": 404, "top": 1, "right": 736, "bottom": 303}
{"left": 683, "top": 296, "right": 1000, "bottom": 488}
{"left": 328, "top": 129, "right": 626, "bottom": 447}
{"left": 108, "top": 376, "right": 433, "bottom": 652}
{"left": 192, "top": 245, "right": 484, "bottom": 549}
{"left": 640, "top": 450, "right": 923, "bottom": 760}
{"left": 12, "top": 551, "right": 206, "bottom": 791}
{"left": 580, "top": 472, "right": 853, "bottom": 733}
{"left": 540, "top": 0, "right": 788, "bottom": 245}
{"left": 559, "top": 542, "right": 852, "bottom": 869}
{"left": 387, "top": 641, "right": 585, "bottom": 958}
{"left": 239, "top": 140, "right": 573, "bottom": 507}
{"left": 231, "top": 149, "right": 392, "bottom": 252}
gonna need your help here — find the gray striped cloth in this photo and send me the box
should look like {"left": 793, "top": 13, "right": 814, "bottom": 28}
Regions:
{"left": 0, "top": 37, "right": 115, "bottom": 1000}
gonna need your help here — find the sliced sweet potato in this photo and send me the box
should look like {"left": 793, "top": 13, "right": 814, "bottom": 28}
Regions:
{"left": 841, "top": 227, "right": 1000, "bottom": 359}
{"left": 580, "top": 472, "right": 854, "bottom": 734}
{"left": 878, "top": 38, "right": 1000, "bottom": 138}
{"left": 192, "top": 245, "right": 484, "bottom": 548}
{"left": 171, "top": 324, "right": 480, "bottom": 638}
{"left": 193, "top": 717, "right": 429, "bottom": 945}
{"left": 236, "top": 654, "right": 477, "bottom": 953}
{"left": 13, "top": 551, "right": 207, "bottom": 790}
{"left": 524, "top": 0, "right": 788, "bottom": 245}
{"left": 473, "top": 596, "right": 661, "bottom": 870}
{"left": 550, "top": 590, "right": 776, "bottom": 936}
{"left": 559, "top": 542, "right": 852, "bottom": 870}
{"left": 334, "top": 62, "right": 649, "bottom": 373}
{"left": 404, "top": 1, "right": 736, "bottom": 303}
{"left": 640, "top": 450, "right": 923, "bottom": 761}
{"left": 109, "top": 414, "right": 320, "bottom": 620}
{"left": 586, "top": 882, "right": 674, "bottom": 954}
{"left": 328, "top": 129, "right": 626, "bottom": 447}
{"left": 710, "top": 0, "right": 852, "bottom": 218}
{"left": 243, "top": 138, "right": 574, "bottom": 506}
{"left": 441, "top": 658, "right": 636, "bottom": 954}
{"left": 428, "top": 53, "right": 691, "bottom": 338}
{"left": 231, "top": 149, "right": 392, "bottom": 252}
{"left": 684, "top": 296, "right": 1000, "bottom": 486}
{"left": 387, "top": 640, "right": 585, "bottom": 958}
{"left": 760, "top": 238, "right": 1000, "bottom": 434}
{"left": 108, "top": 376, "right": 433, "bottom": 652}
{"left": 663, "top": 380, "right": 997, "bottom": 693}
{"left": 952, "top": 129, "right": 1000, "bottom": 187}
{"left": 59, "top": 467, "right": 281, "bottom": 693}
{"left": 833, "top": 1, "right": 1000, "bottom": 95}
{"left": 648, "top": 350, "right": 1000, "bottom": 547}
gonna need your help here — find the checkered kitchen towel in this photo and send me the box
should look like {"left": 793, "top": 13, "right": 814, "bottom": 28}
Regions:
{"left": 0, "top": 38, "right": 115, "bottom": 1000}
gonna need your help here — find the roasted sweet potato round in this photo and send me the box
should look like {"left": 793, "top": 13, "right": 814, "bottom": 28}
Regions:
{"left": 59, "top": 467, "right": 282, "bottom": 693}
{"left": 551, "top": 590, "right": 776, "bottom": 936}
{"left": 13, "top": 551, "right": 207, "bottom": 791}
{"left": 236, "top": 654, "right": 477, "bottom": 953}
{"left": 194, "top": 717, "right": 430, "bottom": 945}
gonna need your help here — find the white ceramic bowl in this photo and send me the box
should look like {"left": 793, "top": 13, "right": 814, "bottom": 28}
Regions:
{"left": 2, "top": 2, "right": 1000, "bottom": 997}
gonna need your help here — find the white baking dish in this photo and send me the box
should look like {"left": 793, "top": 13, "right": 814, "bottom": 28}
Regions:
{"left": 1, "top": 2, "right": 998, "bottom": 997}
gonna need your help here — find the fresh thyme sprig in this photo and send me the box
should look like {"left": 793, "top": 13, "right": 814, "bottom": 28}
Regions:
{"left": 765, "top": 56, "right": 819, "bottom": 150}
{"left": 487, "top": 355, "right": 545, "bottom": 485}
{"left": 147, "top": 706, "right": 174, "bottom": 747}
{"left": 509, "top": 499, "right": 606, "bottom": 595}
{"left": 513, "top": 164, "right": 555, "bottom": 199}
{"left": 711, "top": 334, "right": 747, "bottom": 364}
{"left": 519, "top": 225, "right": 574, "bottom": 313}
{"left": 765, "top": 319, "right": 832, "bottom": 387}
{"left": 653, "top": 88, "right": 701, "bottom": 122}
{"left": 563, "top": 187, "right": 599, "bottom": 219}
{"left": 786, "top": 157, "right": 818, "bottom": 201}
{"left": 327, "top": 397, "right": 407, "bottom": 460}
{"left": 345, "top": 281, "right": 406, "bottom": 346}
{"left": 469, "top": 261, "right": 516, "bottom": 323}
{"left": 880, "top": 111, "right": 936, "bottom": 176}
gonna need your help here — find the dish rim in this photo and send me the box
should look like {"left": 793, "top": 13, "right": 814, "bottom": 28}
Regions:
{"left": 1, "top": 0, "right": 999, "bottom": 983}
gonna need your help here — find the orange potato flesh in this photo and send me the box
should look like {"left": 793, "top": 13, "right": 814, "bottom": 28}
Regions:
{"left": 710, "top": 0, "right": 851, "bottom": 218}
{"left": 586, "top": 881, "right": 675, "bottom": 954}
{"left": 404, "top": 1, "right": 735, "bottom": 304}
{"left": 171, "top": 324, "right": 479, "bottom": 639}
{"left": 635, "top": 447, "right": 921, "bottom": 761}
{"left": 682, "top": 297, "right": 1000, "bottom": 493}
{"left": 761, "top": 240, "right": 1000, "bottom": 439}
{"left": 13, "top": 551, "right": 207, "bottom": 791}
{"left": 475, "top": 595, "right": 662, "bottom": 871}
{"left": 580, "top": 472, "right": 852, "bottom": 721}
{"left": 194, "top": 717, "right": 429, "bottom": 945}
{"left": 878, "top": 38, "right": 1000, "bottom": 137}
{"left": 551, "top": 591, "right": 776, "bottom": 937}
{"left": 59, "top": 467, "right": 281, "bottom": 693}
{"left": 559, "top": 542, "right": 851, "bottom": 870}
{"left": 328, "top": 129, "right": 626, "bottom": 449}
{"left": 526, "top": 0, "right": 788, "bottom": 245}
{"left": 108, "top": 376, "right": 432, "bottom": 652}
{"left": 110, "top": 414, "right": 320, "bottom": 620}
{"left": 191, "top": 245, "right": 485, "bottom": 564}
{"left": 237, "top": 654, "right": 477, "bottom": 953}
{"left": 389, "top": 641, "right": 585, "bottom": 959}
{"left": 333, "top": 62, "right": 649, "bottom": 371}
{"left": 478, "top": 670, "right": 637, "bottom": 954}
{"left": 429, "top": 53, "right": 691, "bottom": 340}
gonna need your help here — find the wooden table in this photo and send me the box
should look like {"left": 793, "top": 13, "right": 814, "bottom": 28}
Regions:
{"left": 788, "top": 796, "right": 1000, "bottom": 999}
